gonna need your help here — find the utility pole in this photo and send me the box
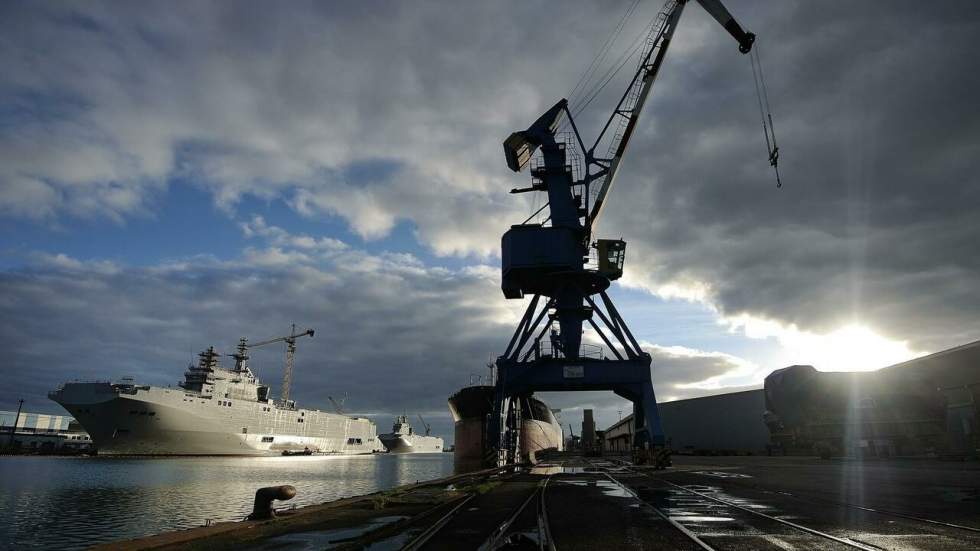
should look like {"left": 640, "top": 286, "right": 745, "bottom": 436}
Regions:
{"left": 8, "top": 399, "right": 24, "bottom": 449}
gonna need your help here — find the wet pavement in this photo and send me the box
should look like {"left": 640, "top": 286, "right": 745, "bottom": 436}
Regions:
{"left": 525, "top": 455, "right": 980, "bottom": 550}
{"left": 609, "top": 455, "right": 980, "bottom": 550}
{"left": 545, "top": 473, "right": 701, "bottom": 550}
{"left": 108, "top": 455, "right": 980, "bottom": 550}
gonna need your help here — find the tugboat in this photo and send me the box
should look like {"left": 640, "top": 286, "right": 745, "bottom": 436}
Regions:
{"left": 378, "top": 415, "right": 444, "bottom": 454}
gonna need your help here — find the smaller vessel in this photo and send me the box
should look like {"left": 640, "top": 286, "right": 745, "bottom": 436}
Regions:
{"left": 281, "top": 447, "right": 313, "bottom": 456}
{"left": 378, "top": 415, "right": 443, "bottom": 454}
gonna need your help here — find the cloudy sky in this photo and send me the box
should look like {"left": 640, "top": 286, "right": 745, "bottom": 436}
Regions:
{"left": 1, "top": 0, "right": 978, "bottom": 440}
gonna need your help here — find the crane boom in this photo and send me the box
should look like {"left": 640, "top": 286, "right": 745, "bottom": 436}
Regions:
{"left": 418, "top": 414, "right": 431, "bottom": 436}
{"left": 585, "top": 0, "right": 754, "bottom": 234}
{"left": 696, "top": 0, "right": 755, "bottom": 53}
{"left": 328, "top": 395, "right": 346, "bottom": 414}
{"left": 245, "top": 324, "right": 314, "bottom": 404}
{"left": 248, "top": 326, "right": 315, "bottom": 348}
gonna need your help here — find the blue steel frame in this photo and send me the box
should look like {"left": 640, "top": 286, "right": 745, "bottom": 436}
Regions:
{"left": 489, "top": 288, "right": 666, "bottom": 465}
{"left": 491, "top": 100, "right": 671, "bottom": 465}
{"left": 489, "top": 0, "right": 757, "bottom": 467}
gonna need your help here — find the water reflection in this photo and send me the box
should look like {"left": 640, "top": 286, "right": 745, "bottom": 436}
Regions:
{"left": 0, "top": 453, "right": 453, "bottom": 550}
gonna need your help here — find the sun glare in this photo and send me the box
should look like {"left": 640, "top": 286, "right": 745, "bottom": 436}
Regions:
{"left": 789, "top": 324, "right": 923, "bottom": 372}
{"left": 725, "top": 315, "right": 925, "bottom": 373}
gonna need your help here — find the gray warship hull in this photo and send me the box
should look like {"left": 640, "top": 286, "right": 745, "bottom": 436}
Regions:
{"left": 378, "top": 433, "right": 444, "bottom": 454}
{"left": 50, "top": 382, "right": 383, "bottom": 456}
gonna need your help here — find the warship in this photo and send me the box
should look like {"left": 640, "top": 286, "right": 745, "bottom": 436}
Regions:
{"left": 49, "top": 339, "right": 384, "bottom": 456}
{"left": 377, "top": 415, "right": 444, "bottom": 453}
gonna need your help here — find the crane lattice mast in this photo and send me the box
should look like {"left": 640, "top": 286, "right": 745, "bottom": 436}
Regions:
{"left": 242, "top": 324, "right": 315, "bottom": 405}
{"left": 418, "top": 414, "right": 432, "bottom": 436}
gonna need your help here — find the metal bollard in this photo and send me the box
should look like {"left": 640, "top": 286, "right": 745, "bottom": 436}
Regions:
{"left": 247, "top": 485, "right": 297, "bottom": 520}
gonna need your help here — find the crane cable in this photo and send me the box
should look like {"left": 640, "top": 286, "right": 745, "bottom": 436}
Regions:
{"left": 570, "top": 9, "right": 663, "bottom": 123}
{"left": 750, "top": 42, "right": 782, "bottom": 188}
{"left": 567, "top": 0, "right": 642, "bottom": 109}
{"left": 560, "top": 0, "right": 661, "bottom": 136}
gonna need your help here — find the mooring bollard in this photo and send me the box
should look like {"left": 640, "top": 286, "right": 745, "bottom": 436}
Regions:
{"left": 247, "top": 485, "right": 297, "bottom": 520}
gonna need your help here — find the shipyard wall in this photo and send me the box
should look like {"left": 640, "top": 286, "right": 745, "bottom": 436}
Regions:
{"left": 605, "top": 390, "right": 769, "bottom": 454}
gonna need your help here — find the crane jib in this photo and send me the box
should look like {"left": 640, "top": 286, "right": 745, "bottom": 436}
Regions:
{"left": 491, "top": 0, "right": 771, "bottom": 470}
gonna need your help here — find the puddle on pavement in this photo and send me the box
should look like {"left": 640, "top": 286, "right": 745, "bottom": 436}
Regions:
{"left": 692, "top": 470, "right": 752, "bottom": 479}
{"left": 555, "top": 479, "right": 590, "bottom": 486}
{"left": 247, "top": 515, "right": 408, "bottom": 550}
{"left": 530, "top": 464, "right": 592, "bottom": 475}
{"left": 596, "top": 479, "right": 635, "bottom": 498}
{"left": 669, "top": 515, "right": 736, "bottom": 522}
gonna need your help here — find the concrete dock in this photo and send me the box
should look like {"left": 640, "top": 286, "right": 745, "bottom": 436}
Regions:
{"left": 104, "top": 455, "right": 980, "bottom": 550}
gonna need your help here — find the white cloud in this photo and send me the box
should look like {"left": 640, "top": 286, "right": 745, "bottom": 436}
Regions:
{"left": 240, "top": 215, "right": 347, "bottom": 253}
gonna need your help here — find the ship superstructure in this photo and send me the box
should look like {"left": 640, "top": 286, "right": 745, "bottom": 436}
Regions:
{"left": 378, "top": 415, "right": 444, "bottom": 454}
{"left": 49, "top": 337, "right": 384, "bottom": 456}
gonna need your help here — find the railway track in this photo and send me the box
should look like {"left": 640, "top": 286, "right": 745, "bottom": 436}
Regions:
{"left": 594, "top": 457, "right": 980, "bottom": 550}
{"left": 403, "top": 474, "right": 556, "bottom": 551}
{"left": 390, "top": 458, "right": 977, "bottom": 550}
{"left": 590, "top": 459, "right": 879, "bottom": 550}
{"left": 606, "top": 457, "right": 980, "bottom": 535}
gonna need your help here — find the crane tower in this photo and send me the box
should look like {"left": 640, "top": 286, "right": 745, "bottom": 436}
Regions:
{"left": 490, "top": 0, "right": 758, "bottom": 467}
{"left": 243, "top": 324, "right": 315, "bottom": 405}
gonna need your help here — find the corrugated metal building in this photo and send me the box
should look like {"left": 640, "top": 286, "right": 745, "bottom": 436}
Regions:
{"left": 605, "top": 389, "right": 769, "bottom": 454}
{"left": 604, "top": 340, "right": 980, "bottom": 457}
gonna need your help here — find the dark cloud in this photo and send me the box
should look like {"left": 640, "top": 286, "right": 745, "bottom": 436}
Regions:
{"left": 0, "top": 248, "right": 503, "bottom": 433}
{"left": 598, "top": 0, "right": 980, "bottom": 351}
{"left": 0, "top": 230, "right": 754, "bottom": 440}
{"left": 1, "top": 0, "right": 977, "bottom": 429}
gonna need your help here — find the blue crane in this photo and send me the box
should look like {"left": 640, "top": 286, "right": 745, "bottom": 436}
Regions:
{"left": 491, "top": 0, "right": 760, "bottom": 468}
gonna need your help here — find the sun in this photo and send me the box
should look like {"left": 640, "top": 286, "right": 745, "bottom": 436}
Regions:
{"left": 794, "top": 324, "right": 922, "bottom": 372}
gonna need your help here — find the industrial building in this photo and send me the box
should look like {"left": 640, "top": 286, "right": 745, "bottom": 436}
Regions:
{"left": 604, "top": 339, "right": 980, "bottom": 458}
{"left": 766, "top": 339, "right": 979, "bottom": 457}
{"left": 604, "top": 389, "right": 769, "bottom": 454}
{"left": 1, "top": 409, "right": 93, "bottom": 453}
